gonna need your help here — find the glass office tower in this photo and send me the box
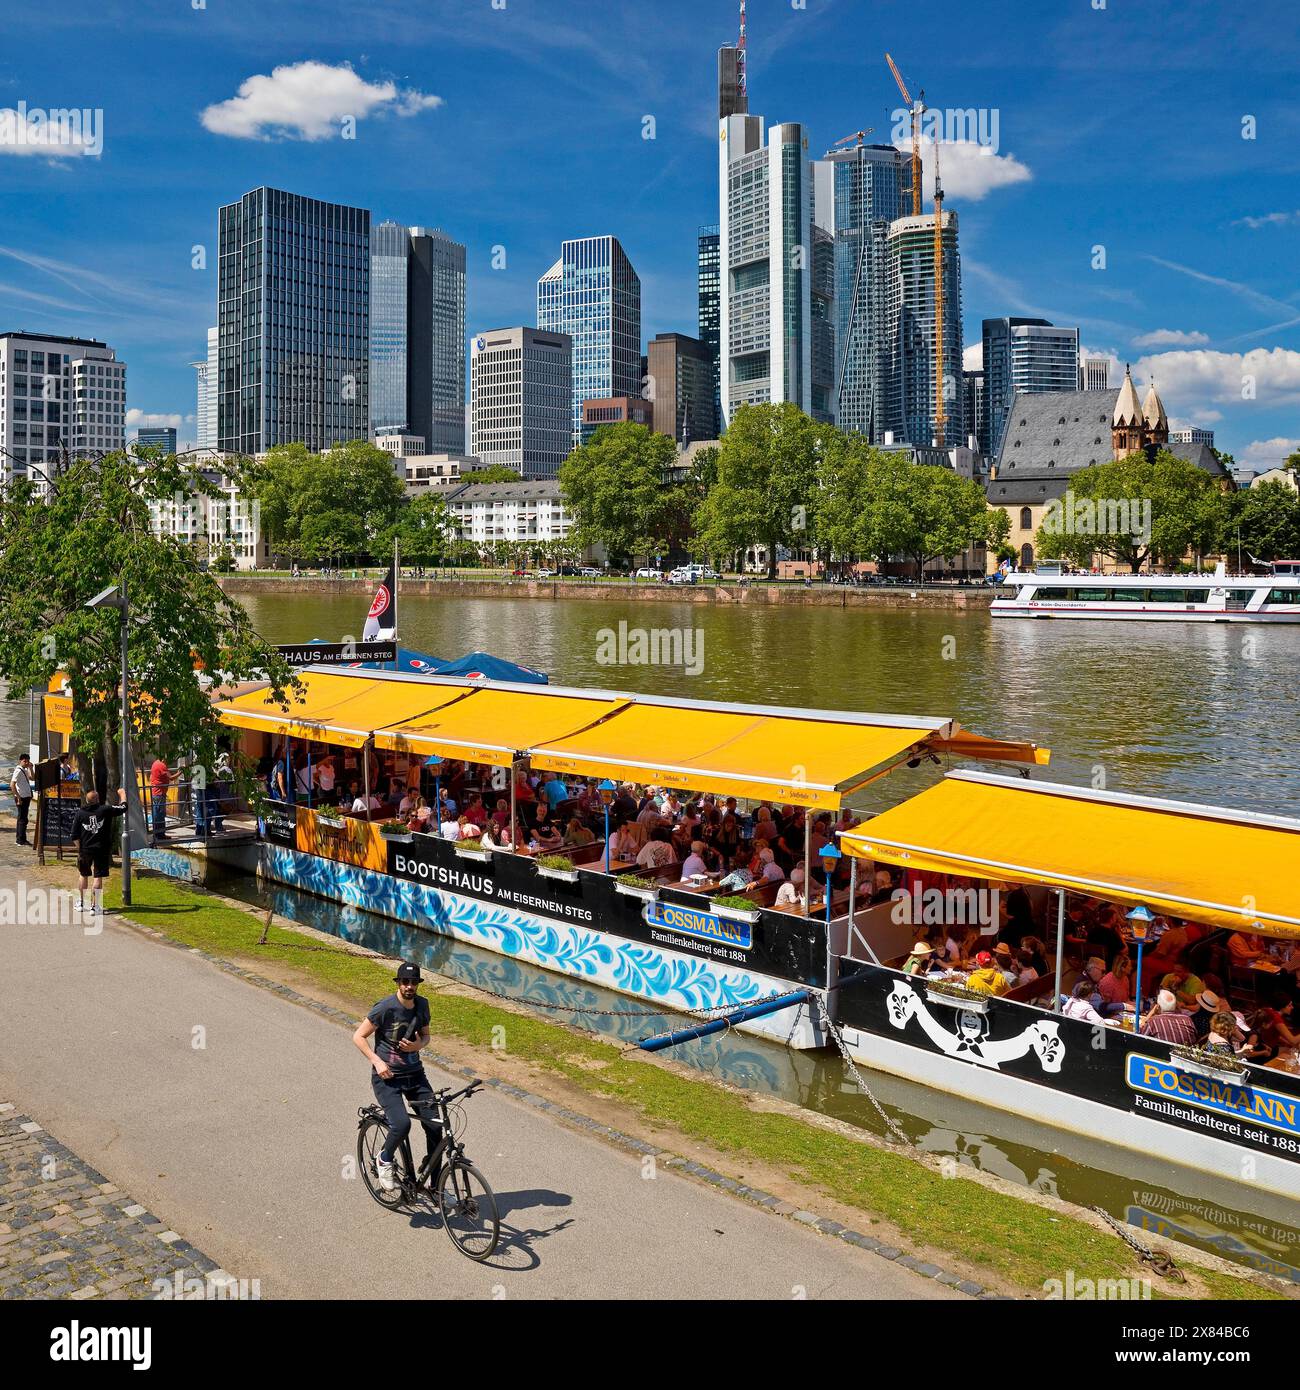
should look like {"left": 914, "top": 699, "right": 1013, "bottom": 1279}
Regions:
{"left": 370, "top": 220, "right": 410, "bottom": 434}
{"left": 536, "top": 236, "right": 641, "bottom": 449}
{"left": 983, "top": 317, "right": 1081, "bottom": 456}
{"left": 697, "top": 226, "right": 721, "bottom": 428}
{"left": 217, "top": 187, "right": 370, "bottom": 455}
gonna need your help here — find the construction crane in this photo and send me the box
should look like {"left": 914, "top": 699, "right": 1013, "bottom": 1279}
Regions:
{"left": 885, "top": 52, "right": 922, "bottom": 217}
{"left": 933, "top": 138, "right": 947, "bottom": 448}
{"left": 830, "top": 128, "right": 875, "bottom": 148}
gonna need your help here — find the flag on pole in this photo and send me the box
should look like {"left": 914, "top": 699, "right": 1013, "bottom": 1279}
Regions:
{"left": 362, "top": 564, "right": 397, "bottom": 641}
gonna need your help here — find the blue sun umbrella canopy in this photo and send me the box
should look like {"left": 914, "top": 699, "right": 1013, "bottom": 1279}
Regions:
{"left": 314, "top": 641, "right": 548, "bottom": 684}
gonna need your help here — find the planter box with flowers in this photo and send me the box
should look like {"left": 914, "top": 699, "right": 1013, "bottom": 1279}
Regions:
{"left": 535, "top": 854, "right": 580, "bottom": 883}
{"left": 614, "top": 874, "right": 658, "bottom": 904}
{"left": 1169, "top": 1045, "right": 1250, "bottom": 1080}
{"left": 378, "top": 820, "right": 413, "bottom": 844}
{"left": 452, "top": 839, "right": 491, "bottom": 861}
{"left": 925, "top": 979, "right": 990, "bottom": 1014}
{"left": 712, "top": 894, "right": 761, "bottom": 925}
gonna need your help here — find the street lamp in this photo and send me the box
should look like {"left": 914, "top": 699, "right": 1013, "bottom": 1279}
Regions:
{"left": 819, "top": 840, "right": 842, "bottom": 927}
{"left": 424, "top": 755, "right": 444, "bottom": 823}
{"left": 1126, "top": 904, "right": 1155, "bottom": 1035}
{"left": 85, "top": 580, "right": 132, "bottom": 905}
{"left": 598, "top": 779, "right": 617, "bottom": 872}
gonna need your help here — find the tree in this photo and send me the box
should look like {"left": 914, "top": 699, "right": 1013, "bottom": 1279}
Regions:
{"left": 691, "top": 403, "right": 826, "bottom": 578}
{"left": 380, "top": 493, "right": 455, "bottom": 569}
{"left": 558, "top": 422, "right": 678, "bottom": 565}
{"left": 0, "top": 453, "right": 297, "bottom": 799}
{"left": 1035, "top": 450, "right": 1226, "bottom": 573}
{"left": 1220, "top": 480, "right": 1300, "bottom": 564}
{"left": 467, "top": 464, "right": 525, "bottom": 484}
{"left": 300, "top": 509, "right": 367, "bottom": 568}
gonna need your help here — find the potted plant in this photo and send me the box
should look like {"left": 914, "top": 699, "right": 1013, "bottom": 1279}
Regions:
{"left": 453, "top": 837, "right": 491, "bottom": 861}
{"left": 1169, "top": 1044, "right": 1250, "bottom": 1080}
{"left": 314, "top": 806, "right": 346, "bottom": 829}
{"left": 378, "top": 819, "right": 412, "bottom": 844}
{"left": 535, "top": 853, "right": 580, "bottom": 883}
{"left": 924, "top": 978, "right": 991, "bottom": 1014}
{"left": 614, "top": 873, "right": 658, "bottom": 904}
{"left": 712, "top": 893, "right": 761, "bottom": 925}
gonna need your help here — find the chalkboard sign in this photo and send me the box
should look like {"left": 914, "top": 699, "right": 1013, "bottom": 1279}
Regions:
{"left": 39, "top": 793, "right": 81, "bottom": 851}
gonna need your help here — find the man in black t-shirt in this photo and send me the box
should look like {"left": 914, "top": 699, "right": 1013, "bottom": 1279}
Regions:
{"left": 71, "top": 789, "right": 127, "bottom": 914}
{"left": 352, "top": 962, "right": 441, "bottom": 1191}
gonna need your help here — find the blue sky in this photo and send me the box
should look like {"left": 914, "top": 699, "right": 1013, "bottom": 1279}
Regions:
{"left": 2, "top": 0, "right": 1298, "bottom": 469}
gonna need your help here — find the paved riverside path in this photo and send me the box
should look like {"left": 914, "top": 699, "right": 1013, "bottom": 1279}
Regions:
{"left": 0, "top": 872, "right": 957, "bottom": 1300}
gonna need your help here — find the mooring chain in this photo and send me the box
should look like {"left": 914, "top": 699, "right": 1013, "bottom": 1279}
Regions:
{"left": 812, "top": 997, "right": 914, "bottom": 1149}
{"left": 1091, "top": 1205, "right": 1185, "bottom": 1283}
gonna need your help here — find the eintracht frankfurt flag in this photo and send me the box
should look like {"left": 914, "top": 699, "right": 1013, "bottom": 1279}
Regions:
{"left": 362, "top": 565, "right": 397, "bottom": 641}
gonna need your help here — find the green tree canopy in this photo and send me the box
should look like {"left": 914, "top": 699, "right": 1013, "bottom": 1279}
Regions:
{"left": 1220, "top": 480, "right": 1300, "bottom": 564}
{"left": 467, "top": 464, "right": 526, "bottom": 484}
{"left": 558, "top": 421, "right": 678, "bottom": 565}
{"left": 1035, "top": 450, "right": 1226, "bottom": 573}
{"left": 0, "top": 453, "right": 297, "bottom": 794}
{"left": 380, "top": 492, "right": 455, "bottom": 568}
{"left": 691, "top": 403, "right": 826, "bottom": 577}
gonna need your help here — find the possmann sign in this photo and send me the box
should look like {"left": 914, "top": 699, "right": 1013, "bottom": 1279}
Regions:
{"left": 1125, "top": 1053, "right": 1300, "bottom": 1139}
{"left": 643, "top": 901, "right": 753, "bottom": 951}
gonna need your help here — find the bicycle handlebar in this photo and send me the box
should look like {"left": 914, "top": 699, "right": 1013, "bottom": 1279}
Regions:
{"left": 411, "top": 1078, "right": 485, "bottom": 1111}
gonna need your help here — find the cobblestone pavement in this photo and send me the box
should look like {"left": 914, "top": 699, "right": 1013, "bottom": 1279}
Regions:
{"left": 0, "top": 1105, "right": 234, "bottom": 1300}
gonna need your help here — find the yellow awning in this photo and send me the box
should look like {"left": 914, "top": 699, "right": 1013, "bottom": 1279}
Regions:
{"left": 529, "top": 705, "right": 944, "bottom": 811}
{"left": 214, "top": 673, "right": 472, "bottom": 748}
{"left": 374, "top": 689, "right": 629, "bottom": 767}
{"left": 841, "top": 770, "right": 1300, "bottom": 938}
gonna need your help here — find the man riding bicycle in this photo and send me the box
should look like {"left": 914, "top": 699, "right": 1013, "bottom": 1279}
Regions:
{"left": 352, "top": 962, "right": 442, "bottom": 1191}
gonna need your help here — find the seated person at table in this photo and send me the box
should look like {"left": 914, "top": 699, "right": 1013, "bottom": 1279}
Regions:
{"left": 756, "top": 847, "right": 785, "bottom": 884}
{"left": 462, "top": 793, "right": 487, "bottom": 828}
{"left": 636, "top": 829, "right": 677, "bottom": 870}
{"left": 774, "top": 863, "right": 806, "bottom": 908}
{"left": 993, "top": 942, "right": 1018, "bottom": 988}
{"left": 717, "top": 861, "right": 755, "bottom": 892}
{"left": 440, "top": 807, "right": 461, "bottom": 840}
{"left": 398, "top": 787, "right": 418, "bottom": 817}
{"left": 1098, "top": 955, "right": 1133, "bottom": 1009}
{"left": 1255, "top": 994, "right": 1300, "bottom": 1056}
{"left": 1062, "top": 980, "right": 1105, "bottom": 1023}
{"left": 605, "top": 821, "right": 639, "bottom": 865}
{"left": 1083, "top": 957, "right": 1124, "bottom": 1017}
{"left": 565, "top": 817, "right": 595, "bottom": 848}
{"left": 350, "top": 783, "right": 381, "bottom": 813}
{"left": 944, "top": 925, "right": 983, "bottom": 963}
{"left": 1141, "top": 990, "right": 1198, "bottom": 1045}
{"left": 965, "top": 951, "right": 1009, "bottom": 997}
{"left": 681, "top": 841, "right": 710, "bottom": 879}
{"left": 1014, "top": 948, "right": 1040, "bottom": 987}
{"left": 529, "top": 806, "right": 562, "bottom": 849}
{"left": 1019, "top": 935, "right": 1049, "bottom": 976}
{"left": 1227, "top": 931, "right": 1267, "bottom": 965}
{"left": 902, "top": 942, "right": 939, "bottom": 977}
{"left": 1159, "top": 962, "right": 1205, "bottom": 1013}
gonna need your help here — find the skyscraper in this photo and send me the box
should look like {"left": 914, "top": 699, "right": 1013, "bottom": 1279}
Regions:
{"left": 0, "top": 331, "right": 126, "bottom": 484}
{"left": 135, "top": 426, "right": 177, "bottom": 453}
{"left": 192, "top": 326, "right": 218, "bottom": 449}
{"left": 370, "top": 222, "right": 468, "bottom": 454}
{"left": 884, "top": 210, "right": 964, "bottom": 446}
{"left": 825, "top": 141, "right": 912, "bottom": 439}
{"left": 1081, "top": 354, "right": 1111, "bottom": 392}
{"left": 647, "top": 333, "right": 719, "bottom": 443}
{"left": 217, "top": 187, "right": 369, "bottom": 455}
{"left": 536, "top": 236, "right": 641, "bottom": 449}
{"left": 983, "top": 317, "right": 1081, "bottom": 456}
{"left": 718, "top": 45, "right": 746, "bottom": 119}
{"left": 718, "top": 114, "right": 814, "bottom": 426}
{"left": 962, "top": 369, "right": 987, "bottom": 455}
{"left": 469, "top": 327, "right": 572, "bottom": 479}
{"left": 697, "top": 226, "right": 721, "bottom": 427}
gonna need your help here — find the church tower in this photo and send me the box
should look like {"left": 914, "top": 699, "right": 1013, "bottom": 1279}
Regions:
{"left": 1112, "top": 363, "right": 1145, "bottom": 457}
{"left": 1141, "top": 379, "right": 1168, "bottom": 449}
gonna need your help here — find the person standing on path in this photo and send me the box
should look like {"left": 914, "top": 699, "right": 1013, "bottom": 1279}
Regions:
{"left": 148, "top": 755, "right": 175, "bottom": 844}
{"left": 9, "top": 753, "right": 34, "bottom": 846}
{"left": 351, "top": 963, "right": 441, "bottom": 1191}
{"left": 71, "top": 787, "right": 127, "bottom": 915}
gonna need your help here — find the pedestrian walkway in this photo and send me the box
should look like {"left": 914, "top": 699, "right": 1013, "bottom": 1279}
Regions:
{"left": 0, "top": 1106, "right": 230, "bottom": 1300}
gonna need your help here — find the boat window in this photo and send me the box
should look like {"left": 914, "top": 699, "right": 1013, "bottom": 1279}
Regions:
{"left": 1268, "top": 587, "right": 1300, "bottom": 605}
{"left": 1228, "top": 589, "right": 1256, "bottom": 602}
{"left": 1148, "top": 589, "right": 1187, "bottom": 603}
{"left": 1110, "top": 589, "right": 1145, "bottom": 602}
{"left": 1074, "top": 588, "right": 1109, "bottom": 602}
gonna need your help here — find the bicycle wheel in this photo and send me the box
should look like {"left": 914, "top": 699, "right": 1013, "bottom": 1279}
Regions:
{"left": 358, "top": 1117, "right": 410, "bottom": 1210}
{"left": 437, "top": 1158, "right": 499, "bottom": 1260}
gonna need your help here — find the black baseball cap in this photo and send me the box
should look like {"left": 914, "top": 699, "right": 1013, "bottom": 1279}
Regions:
{"left": 394, "top": 962, "right": 423, "bottom": 984}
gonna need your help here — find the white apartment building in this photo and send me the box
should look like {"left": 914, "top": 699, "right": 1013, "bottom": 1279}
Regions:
{"left": 399, "top": 452, "right": 484, "bottom": 494}
{"left": 0, "top": 331, "right": 126, "bottom": 485}
{"left": 147, "top": 461, "right": 268, "bottom": 569}
{"left": 375, "top": 430, "right": 427, "bottom": 458}
{"left": 469, "top": 327, "right": 572, "bottom": 479}
{"left": 446, "top": 480, "right": 575, "bottom": 549}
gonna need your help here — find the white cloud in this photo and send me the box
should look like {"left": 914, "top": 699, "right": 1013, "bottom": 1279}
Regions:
{"left": 963, "top": 343, "right": 982, "bottom": 372}
{"left": 899, "top": 136, "right": 1031, "bottom": 203}
{"left": 1132, "top": 347, "right": 1300, "bottom": 407}
{"left": 127, "top": 409, "right": 183, "bottom": 429}
{"left": 1231, "top": 211, "right": 1300, "bottom": 230}
{"left": 1242, "top": 437, "right": 1300, "bottom": 465}
{"left": 200, "top": 61, "right": 441, "bottom": 142}
{"left": 1133, "top": 328, "right": 1209, "bottom": 348}
{"left": 0, "top": 105, "right": 101, "bottom": 158}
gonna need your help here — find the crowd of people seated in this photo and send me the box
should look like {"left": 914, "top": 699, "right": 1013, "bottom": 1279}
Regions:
{"left": 260, "top": 739, "right": 863, "bottom": 911}
{"left": 895, "top": 884, "right": 1300, "bottom": 1063}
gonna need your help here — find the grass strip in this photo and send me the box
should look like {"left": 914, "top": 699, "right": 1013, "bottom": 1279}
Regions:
{"left": 101, "top": 872, "right": 1282, "bottom": 1301}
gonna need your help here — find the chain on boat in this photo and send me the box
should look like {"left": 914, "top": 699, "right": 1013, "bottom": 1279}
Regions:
{"left": 1090, "top": 1205, "right": 1185, "bottom": 1283}
{"left": 812, "top": 995, "right": 915, "bottom": 1149}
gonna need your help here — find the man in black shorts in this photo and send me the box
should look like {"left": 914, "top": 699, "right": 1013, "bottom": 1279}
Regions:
{"left": 351, "top": 963, "right": 441, "bottom": 1190}
{"left": 71, "top": 788, "right": 127, "bottom": 916}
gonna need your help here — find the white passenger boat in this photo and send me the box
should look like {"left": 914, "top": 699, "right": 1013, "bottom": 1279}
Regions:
{"left": 991, "top": 562, "right": 1300, "bottom": 623}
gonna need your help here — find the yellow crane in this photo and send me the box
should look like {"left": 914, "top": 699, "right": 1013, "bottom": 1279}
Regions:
{"left": 885, "top": 52, "right": 922, "bottom": 217}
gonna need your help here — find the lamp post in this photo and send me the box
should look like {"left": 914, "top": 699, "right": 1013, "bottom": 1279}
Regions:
{"left": 598, "top": 779, "right": 617, "bottom": 872}
{"left": 1126, "top": 904, "right": 1154, "bottom": 1035}
{"left": 85, "top": 580, "right": 132, "bottom": 905}
{"left": 425, "top": 755, "right": 443, "bottom": 824}
{"left": 819, "top": 841, "right": 842, "bottom": 927}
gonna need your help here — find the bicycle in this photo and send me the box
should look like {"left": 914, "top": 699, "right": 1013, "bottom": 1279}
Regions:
{"left": 357, "top": 1078, "right": 500, "bottom": 1261}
